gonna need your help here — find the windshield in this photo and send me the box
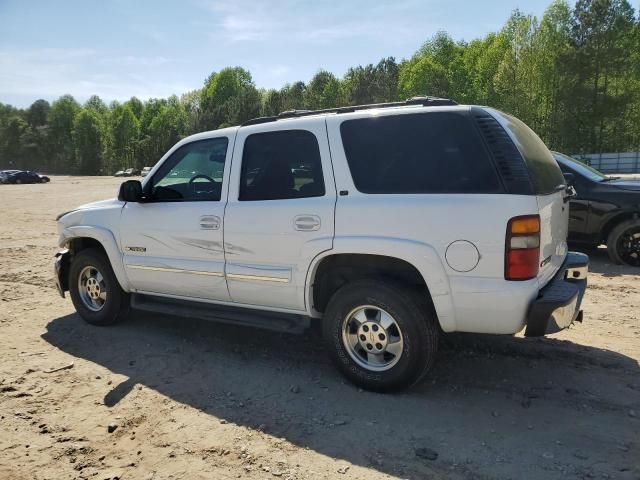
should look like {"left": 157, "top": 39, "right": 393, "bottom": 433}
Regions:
{"left": 553, "top": 152, "right": 607, "bottom": 182}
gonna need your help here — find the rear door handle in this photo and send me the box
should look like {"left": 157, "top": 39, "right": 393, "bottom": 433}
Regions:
{"left": 294, "top": 215, "right": 321, "bottom": 231}
{"left": 200, "top": 215, "right": 221, "bottom": 230}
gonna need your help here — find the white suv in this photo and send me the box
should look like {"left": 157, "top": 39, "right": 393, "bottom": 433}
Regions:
{"left": 54, "top": 97, "right": 588, "bottom": 391}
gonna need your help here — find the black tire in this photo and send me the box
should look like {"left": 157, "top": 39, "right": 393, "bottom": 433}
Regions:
{"left": 606, "top": 220, "right": 640, "bottom": 266}
{"left": 68, "top": 248, "right": 130, "bottom": 325}
{"left": 323, "top": 279, "right": 439, "bottom": 392}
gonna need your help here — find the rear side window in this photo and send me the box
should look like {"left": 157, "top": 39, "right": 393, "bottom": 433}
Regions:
{"left": 340, "top": 112, "right": 502, "bottom": 194}
{"left": 491, "top": 111, "right": 565, "bottom": 195}
{"left": 240, "top": 130, "right": 325, "bottom": 201}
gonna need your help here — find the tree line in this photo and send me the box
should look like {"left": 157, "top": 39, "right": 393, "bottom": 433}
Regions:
{"left": 0, "top": 0, "right": 638, "bottom": 175}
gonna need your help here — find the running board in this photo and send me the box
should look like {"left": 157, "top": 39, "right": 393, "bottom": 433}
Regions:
{"left": 131, "top": 294, "right": 310, "bottom": 334}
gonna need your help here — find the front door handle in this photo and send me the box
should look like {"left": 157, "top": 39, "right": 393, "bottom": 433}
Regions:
{"left": 200, "top": 215, "right": 221, "bottom": 230}
{"left": 294, "top": 215, "right": 321, "bottom": 231}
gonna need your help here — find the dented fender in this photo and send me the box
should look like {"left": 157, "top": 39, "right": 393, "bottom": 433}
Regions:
{"left": 59, "top": 225, "right": 131, "bottom": 291}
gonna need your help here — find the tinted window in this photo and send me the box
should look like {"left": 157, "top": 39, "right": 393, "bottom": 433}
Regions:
{"left": 491, "top": 111, "right": 565, "bottom": 195}
{"left": 149, "top": 137, "right": 228, "bottom": 201}
{"left": 340, "top": 112, "right": 502, "bottom": 194}
{"left": 240, "top": 130, "right": 325, "bottom": 201}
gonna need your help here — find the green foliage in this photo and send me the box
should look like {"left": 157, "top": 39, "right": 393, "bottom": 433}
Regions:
{"left": 0, "top": 0, "right": 638, "bottom": 174}
{"left": 73, "top": 109, "right": 104, "bottom": 174}
{"left": 343, "top": 57, "right": 400, "bottom": 105}
{"left": 146, "top": 95, "right": 188, "bottom": 163}
{"left": 84, "top": 95, "right": 108, "bottom": 116}
{"left": 26, "top": 99, "right": 50, "bottom": 127}
{"left": 200, "top": 67, "right": 261, "bottom": 129}
{"left": 126, "top": 97, "right": 144, "bottom": 119}
{"left": 109, "top": 104, "right": 140, "bottom": 169}
{"left": 181, "top": 89, "right": 202, "bottom": 133}
{"left": 305, "top": 70, "right": 343, "bottom": 109}
{"left": 399, "top": 54, "right": 450, "bottom": 99}
{"left": 48, "top": 95, "right": 80, "bottom": 171}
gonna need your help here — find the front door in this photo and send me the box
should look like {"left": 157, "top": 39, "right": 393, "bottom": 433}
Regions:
{"left": 223, "top": 119, "right": 336, "bottom": 311}
{"left": 120, "top": 135, "right": 232, "bottom": 301}
{"left": 558, "top": 162, "right": 591, "bottom": 242}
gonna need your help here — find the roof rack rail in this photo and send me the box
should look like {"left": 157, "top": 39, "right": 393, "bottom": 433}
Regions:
{"left": 240, "top": 96, "right": 457, "bottom": 126}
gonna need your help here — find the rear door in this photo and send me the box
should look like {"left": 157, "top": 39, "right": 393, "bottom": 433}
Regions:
{"left": 490, "top": 110, "right": 569, "bottom": 285}
{"left": 223, "top": 118, "right": 336, "bottom": 311}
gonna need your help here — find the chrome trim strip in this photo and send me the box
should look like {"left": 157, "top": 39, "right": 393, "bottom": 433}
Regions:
{"left": 226, "top": 273, "right": 289, "bottom": 283}
{"left": 126, "top": 264, "right": 224, "bottom": 277}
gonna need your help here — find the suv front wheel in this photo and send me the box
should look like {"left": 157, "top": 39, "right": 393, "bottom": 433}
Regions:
{"left": 68, "top": 248, "right": 130, "bottom": 325}
{"left": 323, "top": 279, "right": 438, "bottom": 392}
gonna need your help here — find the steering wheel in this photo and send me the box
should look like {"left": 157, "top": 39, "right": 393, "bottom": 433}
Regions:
{"left": 188, "top": 174, "right": 217, "bottom": 195}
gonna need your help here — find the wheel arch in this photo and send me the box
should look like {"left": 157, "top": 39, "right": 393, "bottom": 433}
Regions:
{"left": 59, "top": 226, "right": 130, "bottom": 291}
{"left": 600, "top": 210, "right": 640, "bottom": 244}
{"left": 305, "top": 237, "right": 455, "bottom": 332}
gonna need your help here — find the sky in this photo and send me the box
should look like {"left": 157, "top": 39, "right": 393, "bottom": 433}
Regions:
{"left": 0, "top": 0, "right": 560, "bottom": 108}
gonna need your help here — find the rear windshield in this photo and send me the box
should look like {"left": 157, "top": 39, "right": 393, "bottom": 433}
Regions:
{"left": 490, "top": 110, "right": 565, "bottom": 195}
{"left": 340, "top": 111, "right": 502, "bottom": 194}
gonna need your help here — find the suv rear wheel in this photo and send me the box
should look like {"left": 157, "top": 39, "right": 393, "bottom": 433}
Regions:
{"left": 323, "top": 279, "right": 438, "bottom": 392}
{"left": 69, "top": 248, "right": 130, "bottom": 325}
{"left": 607, "top": 220, "right": 640, "bottom": 266}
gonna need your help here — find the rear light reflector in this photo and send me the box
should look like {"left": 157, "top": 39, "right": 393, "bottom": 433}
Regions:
{"left": 505, "top": 215, "right": 540, "bottom": 281}
{"left": 510, "top": 236, "right": 540, "bottom": 249}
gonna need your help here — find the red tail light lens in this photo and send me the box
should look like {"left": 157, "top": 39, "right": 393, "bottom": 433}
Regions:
{"left": 505, "top": 215, "right": 540, "bottom": 281}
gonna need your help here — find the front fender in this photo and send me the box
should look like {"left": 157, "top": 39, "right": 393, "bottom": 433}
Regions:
{"left": 304, "top": 236, "right": 456, "bottom": 332}
{"left": 59, "top": 225, "right": 130, "bottom": 291}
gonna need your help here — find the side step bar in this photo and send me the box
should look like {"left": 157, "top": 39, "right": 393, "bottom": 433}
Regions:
{"left": 131, "top": 294, "right": 310, "bottom": 334}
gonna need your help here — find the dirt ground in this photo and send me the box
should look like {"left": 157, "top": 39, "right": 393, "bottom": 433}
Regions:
{"left": 0, "top": 176, "right": 638, "bottom": 480}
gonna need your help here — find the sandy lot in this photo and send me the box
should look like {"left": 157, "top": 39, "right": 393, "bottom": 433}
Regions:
{"left": 0, "top": 176, "right": 638, "bottom": 480}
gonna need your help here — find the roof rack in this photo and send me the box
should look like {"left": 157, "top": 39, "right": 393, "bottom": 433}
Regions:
{"left": 241, "top": 96, "right": 457, "bottom": 126}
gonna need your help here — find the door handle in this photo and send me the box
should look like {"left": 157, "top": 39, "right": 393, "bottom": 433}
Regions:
{"left": 200, "top": 215, "right": 221, "bottom": 230}
{"left": 294, "top": 215, "right": 321, "bottom": 231}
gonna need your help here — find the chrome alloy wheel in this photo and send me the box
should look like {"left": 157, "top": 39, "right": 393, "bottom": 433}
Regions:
{"left": 78, "top": 265, "right": 107, "bottom": 311}
{"left": 341, "top": 305, "right": 404, "bottom": 371}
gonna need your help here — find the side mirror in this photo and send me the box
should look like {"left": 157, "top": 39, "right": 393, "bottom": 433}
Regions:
{"left": 118, "top": 180, "right": 143, "bottom": 202}
{"left": 563, "top": 172, "right": 575, "bottom": 187}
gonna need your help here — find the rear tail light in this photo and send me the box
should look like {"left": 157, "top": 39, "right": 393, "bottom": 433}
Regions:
{"left": 505, "top": 215, "right": 540, "bottom": 280}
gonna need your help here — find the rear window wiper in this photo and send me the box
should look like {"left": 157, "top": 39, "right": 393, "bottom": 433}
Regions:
{"left": 601, "top": 176, "right": 620, "bottom": 182}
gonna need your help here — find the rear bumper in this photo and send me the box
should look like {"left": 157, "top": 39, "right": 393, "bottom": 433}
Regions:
{"left": 524, "top": 252, "right": 588, "bottom": 337}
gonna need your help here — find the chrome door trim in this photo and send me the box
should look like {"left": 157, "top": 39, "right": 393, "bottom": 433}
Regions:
{"left": 226, "top": 273, "right": 290, "bottom": 283}
{"left": 126, "top": 264, "right": 224, "bottom": 277}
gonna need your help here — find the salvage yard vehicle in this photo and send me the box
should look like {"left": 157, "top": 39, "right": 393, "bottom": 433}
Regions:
{"left": 2, "top": 170, "right": 49, "bottom": 184}
{"left": 554, "top": 152, "right": 640, "bottom": 266}
{"left": 113, "top": 168, "right": 140, "bottom": 177}
{"left": 54, "top": 97, "right": 589, "bottom": 391}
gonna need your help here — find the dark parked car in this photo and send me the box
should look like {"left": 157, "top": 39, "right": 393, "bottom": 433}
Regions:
{"left": 554, "top": 151, "right": 640, "bottom": 266}
{"left": 2, "top": 170, "right": 50, "bottom": 184}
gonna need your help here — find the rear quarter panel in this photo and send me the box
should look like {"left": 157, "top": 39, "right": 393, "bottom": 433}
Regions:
{"left": 325, "top": 109, "right": 543, "bottom": 334}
